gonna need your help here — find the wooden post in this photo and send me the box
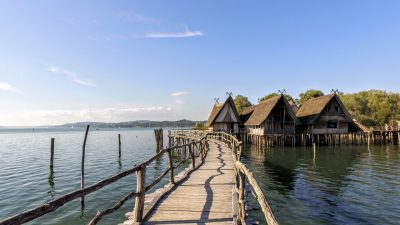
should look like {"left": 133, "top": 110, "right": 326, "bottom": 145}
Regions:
{"left": 50, "top": 138, "right": 55, "bottom": 170}
{"left": 118, "top": 134, "right": 121, "bottom": 159}
{"left": 133, "top": 164, "right": 146, "bottom": 222}
{"left": 237, "top": 171, "right": 246, "bottom": 224}
{"left": 190, "top": 142, "right": 195, "bottom": 169}
{"left": 154, "top": 128, "right": 164, "bottom": 152}
{"left": 200, "top": 141, "right": 204, "bottom": 161}
{"left": 167, "top": 149, "right": 175, "bottom": 184}
{"left": 81, "top": 125, "right": 90, "bottom": 205}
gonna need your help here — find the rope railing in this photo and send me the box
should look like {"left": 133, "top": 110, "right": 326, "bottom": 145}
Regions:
{"left": 0, "top": 136, "right": 209, "bottom": 225}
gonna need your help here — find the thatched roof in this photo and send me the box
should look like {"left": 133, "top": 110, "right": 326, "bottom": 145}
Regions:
{"left": 296, "top": 94, "right": 353, "bottom": 125}
{"left": 206, "top": 96, "right": 240, "bottom": 127}
{"left": 289, "top": 100, "right": 298, "bottom": 114}
{"left": 297, "top": 94, "right": 334, "bottom": 118}
{"left": 352, "top": 119, "right": 370, "bottom": 132}
{"left": 206, "top": 103, "right": 223, "bottom": 127}
{"left": 244, "top": 95, "right": 300, "bottom": 126}
{"left": 240, "top": 105, "right": 256, "bottom": 116}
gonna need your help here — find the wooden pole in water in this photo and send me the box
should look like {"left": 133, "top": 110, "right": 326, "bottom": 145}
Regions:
{"left": 50, "top": 138, "right": 55, "bottom": 170}
{"left": 190, "top": 142, "right": 195, "bottom": 169}
{"left": 81, "top": 125, "right": 90, "bottom": 205}
{"left": 118, "top": 134, "right": 121, "bottom": 159}
{"left": 167, "top": 149, "right": 174, "bottom": 184}
{"left": 133, "top": 164, "right": 146, "bottom": 222}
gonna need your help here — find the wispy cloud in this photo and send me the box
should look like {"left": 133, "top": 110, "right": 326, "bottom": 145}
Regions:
{"left": 0, "top": 82, "right": 22, "bottom": 93}
{"left": 145, "top": 30, "right": 203, "bottom": 38}
{"left": 171, "top": 91, "right": 189, "bottom": 97}
{"left": 47, "top": 66, "right": 97, "bottom": 87}
{"left": 116, "top": 11, "right": 161, "bottom": 25}
{"left": 28, "top": 106, "right": 173, "bottom": 123}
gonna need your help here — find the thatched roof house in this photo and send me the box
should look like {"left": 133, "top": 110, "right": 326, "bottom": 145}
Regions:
{"left": 244, "top": 95, "right": 300, "bottom": 135}
{"left": 206, "top": 96, "right": 240, "bottom": 133}
{"left": 296, "top": 93, "right": 356, "bottom": 134}
{"left": 239, "top": 105, "right": 256, "bottom": 126}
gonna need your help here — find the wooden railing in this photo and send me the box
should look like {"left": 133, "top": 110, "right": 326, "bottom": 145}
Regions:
{"left": 0, "top": 136, "right": 209, "bottom": 225}
{"left": 371, "top": 125, "right": 400, "bottom": 131}
{"left": 176, "top": 130, "right": 279, "bottom": 225}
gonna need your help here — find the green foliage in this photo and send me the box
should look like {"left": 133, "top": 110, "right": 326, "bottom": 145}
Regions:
{"left": 193, "top": 122, "right": 208, "bottom": 130}
{"left": 340, "top": 90, "right": 400, "bottom": 126}
{"left": 252, "top": 89, "right": 400, "bottom": 126}
{"left": 259, "top": 93, "right": 294, "bottom": 102}
{"left": 298, "top": 89, "right": 324, "bottom": 106}
{"left": 234, "top": 95, "right": 252, "bottom": 114}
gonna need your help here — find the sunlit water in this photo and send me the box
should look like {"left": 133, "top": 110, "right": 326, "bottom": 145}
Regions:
{"left": 242, "top": 144, "right": 400, "bottom": 225}
{"left": 0, "top": 127, "right": 191, "bottom": 225}
{"left": 2, "top": 129, "right": 400, "bottom": 225}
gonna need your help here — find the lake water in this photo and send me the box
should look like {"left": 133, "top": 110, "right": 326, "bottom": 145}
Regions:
{"left": 241, "top": 144, "right": 400, "bottom": 225}
{"left": 1, "top": 129, "right": 400, "bottom": 225}
{"left": 0, "top": 127, "right": 191, "bottom": 225}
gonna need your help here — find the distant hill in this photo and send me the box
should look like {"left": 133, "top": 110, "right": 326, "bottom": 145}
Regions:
{"left": 58, "top": 119, "right": 205, "bottom": 128}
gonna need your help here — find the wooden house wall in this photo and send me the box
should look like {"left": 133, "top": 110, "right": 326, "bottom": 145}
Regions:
{"left": 247, "top": 98, "right": 296, "bottom": 135}
{"left": 311, "top": 98, "right": 350, "bottom": 134}
{"left": 212, "top": 101, "right": 239, "bottom": 133}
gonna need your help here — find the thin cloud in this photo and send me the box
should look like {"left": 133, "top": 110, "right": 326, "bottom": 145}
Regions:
{"left": 0, "top": 82, "right": 22, "bottom": 93}
{"left": 28, "top": 106, "right": 173, "bottom": 122}
{"left": 171, "top": 91, "right": 189, "bottom": 97}
{"left": 47, "top": 66, "right": 97, "bottom": 87}
{"left": 71, "top": 78, "right": 98, "bottom": 87}
{"left": 117, "top": 11, "right": 161, "bottom": 25}
{"left": 145, "top": 30, "right": 203, "bottom": 38}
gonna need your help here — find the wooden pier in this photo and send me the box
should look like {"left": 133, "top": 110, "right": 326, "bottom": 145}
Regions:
{"left": 0, "top": 130, "right": 278, "bottom": 225}
{"left": 143, "top": 141, "right": 234, "bottom": 225}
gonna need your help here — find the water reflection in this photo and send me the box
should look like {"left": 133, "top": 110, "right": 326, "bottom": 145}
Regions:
{"left": 241, "top": 144, "right": 400, "bottom": 225}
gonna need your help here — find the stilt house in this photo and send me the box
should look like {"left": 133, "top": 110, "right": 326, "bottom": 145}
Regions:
{"left": 244, "top": 95, "right": 300, "bottom": 135}
{"left": 296, "top": 93, "right": 354, "bottom": 134}
{"left": 206, "top": 96, "right": 240, "bottom": 133}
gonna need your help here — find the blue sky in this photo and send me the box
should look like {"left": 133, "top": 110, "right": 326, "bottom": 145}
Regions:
{"left": 0, "top": 0, "right": 399, "bottom": 126}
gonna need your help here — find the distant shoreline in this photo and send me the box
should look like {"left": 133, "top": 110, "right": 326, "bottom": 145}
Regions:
{"left": 0, "top": 119, "right": 205, "bottom": 129}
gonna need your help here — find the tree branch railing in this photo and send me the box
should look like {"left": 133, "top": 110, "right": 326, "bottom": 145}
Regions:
{"left": 1, "top": 130, "right": 278, "bottom": 225}
{"left": 0, "top": 135, "right": 209, "bottom": 225}
{"left": 207, "top": 131, "right": 279, "bottom": 225}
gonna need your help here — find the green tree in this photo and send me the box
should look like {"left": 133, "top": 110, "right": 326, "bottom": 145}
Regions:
{"left": 193, "top": 122, "right": 207, "bottom": 130}
{"left": 234, "top": 95, "right": 252, "bottom": 114}
{"left": 298, "top": 89, "right": 324, "bottom": 106}
{"left": 340, "top": 90, "right": 400, "bottom": 126}
{"left": 259, "top": 93, "right": 294, "bottom": 102}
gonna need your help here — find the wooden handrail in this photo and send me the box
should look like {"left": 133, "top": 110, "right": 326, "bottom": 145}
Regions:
{"left": 0, "top": 136, "right": 208, "bottom": 225}
{"left": 206, "top": 130, "right": 279, "bottom": 225}
{"left": 235, "top": 161, "right": 279, "bottom": 225}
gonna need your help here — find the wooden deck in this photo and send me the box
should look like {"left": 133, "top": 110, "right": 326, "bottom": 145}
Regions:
{"left": 143, "top": 141, "right": 235, "bottom": 225}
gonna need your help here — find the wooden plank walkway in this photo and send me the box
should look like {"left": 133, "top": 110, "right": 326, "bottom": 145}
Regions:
{"left": 143, "top": 141, "right": 235, "bottom": 225}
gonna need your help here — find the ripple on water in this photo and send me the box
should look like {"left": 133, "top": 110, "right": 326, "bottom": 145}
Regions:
{"left": 0, "top": 128, "right": 177, "bottom": 224}
{"left": 242, "top": 144, "right": 400, "bottom": 225}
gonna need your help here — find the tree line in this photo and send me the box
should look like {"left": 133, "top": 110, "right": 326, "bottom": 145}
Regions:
{"left": 234, "top": 89, "right": 400, "bottom": 127}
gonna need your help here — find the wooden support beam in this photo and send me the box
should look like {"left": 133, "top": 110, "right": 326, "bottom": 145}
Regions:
{"left": 50, "top": 138, "right": 55, "bottom": 170}
{"left": 118, "top": 134, "right": 121, "bottom": 159}
{"left": 167, "top": 149, "right": 174, "bottom": 184}
{"left": 81, "top": 125, "right": 90, "bottom": 205}
{"left": 133, "top": 165, "right": 146, "bottom": 223}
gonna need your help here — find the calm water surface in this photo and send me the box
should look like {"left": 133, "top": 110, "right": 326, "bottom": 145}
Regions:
{"left": 2, "top": 129, "right": 400, "bottom": 225}
{"left": 242, "top": 144, "right": 400, "bottom": 225}
{"left": 0, "top": 128, "right": 191, "bottom": 225}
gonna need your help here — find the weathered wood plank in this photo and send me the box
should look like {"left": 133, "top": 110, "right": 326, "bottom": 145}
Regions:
{"left": 142, "top": 141, "right": 234, "bottom": 225}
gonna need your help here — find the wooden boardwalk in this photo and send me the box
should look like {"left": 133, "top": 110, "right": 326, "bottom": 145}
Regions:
{"left": 143, "top": 141, "right": 235, "bottom": 225}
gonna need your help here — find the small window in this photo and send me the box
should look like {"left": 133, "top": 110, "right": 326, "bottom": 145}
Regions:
{"left": 335, "top": 106, "right": 339, "bottom": 112}
{"left": 327, "top": 121, "right": 338, "bottom": 128}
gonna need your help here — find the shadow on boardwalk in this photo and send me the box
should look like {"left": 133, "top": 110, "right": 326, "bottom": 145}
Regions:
{"left": 144, "top": 142, "right": 234, "bottom": 225}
